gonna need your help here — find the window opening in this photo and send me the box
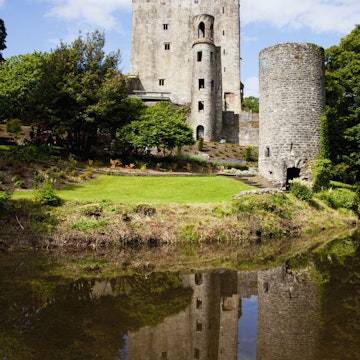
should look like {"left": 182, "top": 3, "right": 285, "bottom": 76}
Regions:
{"left": 210, "top": 52, "right": 213, "bottom": 62}
{"left": 161, "top": 352, "right": 167, "bottom": 359}
{"left": 265, "top": 147, "right": 270, "bottom": 157}
{"left": 159, "top": 79, "right": 165, "bottom": 86}
{"left": 196, "top": 297, "right": 202, "bottom": 309}
{"left": 198, "top": 22, "right": 205, "bottom": 38}
{"left": 164, "top": 42, "right": 170, "bottom": 50}
{"left": 198, "top": 101, "right": 204, "bottom": 112}
{"left": 211, "top": 80, "right": 214, "bottom": 91}
{"left": 196, "top": 320, "right": 203, "bottom": 332}
{"left": 163, "top": 24, "right": 168, "bottom": 30}
{"left": 199, "top": 79, "right": 205, "bottom": 89}
{"left": 194, "top": 348, "right": 200, "bottom": 359}
{"left": 197, "top": 51, "right": 202, "bottom": 62}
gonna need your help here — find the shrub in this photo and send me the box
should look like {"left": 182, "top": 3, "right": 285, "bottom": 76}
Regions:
{"left": 11, "top": 175, "right": 26, "bottom": 189}
{"left": 245, "top": 146, "right": 253, "bottom": 162}
{"left": 289, "top": 179, "right": 313, "bottom": 201}
{"left": 35, "top": 181, "right": 63, "bottom": 206}
{"left": 312, "top": 159, "right": 332, "bottom": 192}
{"left": 6, "top": 118, "right": 22, "bottom": 136}
{"left": 318, "top": 188, "right": 359, "bottom": 212}
{"left": 198, "top": 137, "right": 204, "bottom": 151}
{"left": 0, "top": 190, "right": 12, "bottom": 210}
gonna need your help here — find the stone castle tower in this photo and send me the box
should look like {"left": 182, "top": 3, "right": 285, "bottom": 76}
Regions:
{"left": 258, "top": 43, "right": 325, "bottom": 188}
{"left": 129, "top": 0, "right": 242, "bottom": 142}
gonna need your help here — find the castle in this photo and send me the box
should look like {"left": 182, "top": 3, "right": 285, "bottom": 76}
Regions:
{"left": 129, "top": 0, "right": 242, "bottom": 143}
{"left": 129, "top": 0, "right": 325, "bottom": 188}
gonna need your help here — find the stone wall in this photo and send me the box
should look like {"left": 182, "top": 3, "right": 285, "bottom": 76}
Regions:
{"left": 258, "top": 43, "right": 325, "bottom": 188}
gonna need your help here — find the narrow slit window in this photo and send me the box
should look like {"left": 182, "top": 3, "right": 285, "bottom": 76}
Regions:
{"left": 199, "top": 79, "right": 205, "bottom": 89}
{"left": 196, "top": 297, "right": 202, "bottom": 309}
{"left": 198, "top": 101, "right": 204, "bottom": 112}
{"left": 163, "top": 24, "right": 168, "bottom": 30}
{"left": 265, "top": 147, "right": 270, "bottom": 157}
{"left": 164, "top": 42, "right": 170, "bottom": 50}
{"left": 194, "top": 348, "right": 200, "bottom": 359}
{"left": 196, "top": 320, "right": 203, "bottom": 332}
{"left": 210, "top": 51, "right": 213, "bottom": 62}
{"left": 197, "top": 51, "right": 202, "bottom": 62}
{"left": 211, "top": 80, "right": 214, "bottom": 91}
{"left": 159, "top": 79, "right": 165, "bottom": 86}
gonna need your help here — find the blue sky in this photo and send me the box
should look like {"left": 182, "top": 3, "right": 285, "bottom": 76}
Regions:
{"left": 1, "top": 0, "right": 359, "bottom": 97}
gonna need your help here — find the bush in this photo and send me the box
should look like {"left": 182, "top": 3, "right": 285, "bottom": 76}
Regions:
{"left": 35, "top": 182, "right": 63, "bottom": 206}
{"left": 198, "top": 137, "right": 204, "bottom": 151}
{"left": 0, "top": 190, "right": 12, "bottom": 210}
{"left": 6, "top": 118, "right": 22, "bottom": 136}
{"left": 312, "top": 159, "right": 332, "bottom": 192}
{"left": 318, "top": 188, "right": 359, "bottom": 212}
{"left": 245, "top": 146, "right": 253, "bottom": 162}
{"left": 289, "top": 179, "right": 313, "bottom": 201}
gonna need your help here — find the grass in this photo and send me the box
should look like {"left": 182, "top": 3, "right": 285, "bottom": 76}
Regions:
{"left": 13, "top": 174, "right": 256, "bottom": 204}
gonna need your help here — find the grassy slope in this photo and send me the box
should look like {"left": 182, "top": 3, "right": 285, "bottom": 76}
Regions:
{"left": 13, "top": 175, "right": 256, "bottom": 204}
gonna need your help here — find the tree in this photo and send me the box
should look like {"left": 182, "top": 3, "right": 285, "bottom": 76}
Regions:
{"left": 0, "top": 52, "right": 47, "bottom": 122}
{"left": 33, "top": 31, "right": 127, "bottom": 157}
{"left": 241, "top": 96, "right": 259, "bottom": 113}
{"left": 119, "top": 102, "right": 194, "bottom": 155}
{"left": 0, "top": 19, "right": 6, "bottom": 64}
{"left": 324, "top": 25, "right": 360, "bottom": 183}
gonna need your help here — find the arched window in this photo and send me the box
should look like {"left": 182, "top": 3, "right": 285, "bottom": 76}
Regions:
{"left": 198, "top": 22, "right": 205, "bottom": 38}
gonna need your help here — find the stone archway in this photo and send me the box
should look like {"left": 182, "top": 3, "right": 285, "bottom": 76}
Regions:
{"left": 196, "top": 125, "right": 204, "bottom": 140}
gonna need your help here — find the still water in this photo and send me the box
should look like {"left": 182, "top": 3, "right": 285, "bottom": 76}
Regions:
{"left": 0, "top": 233, "right": 359, "bottom": 360}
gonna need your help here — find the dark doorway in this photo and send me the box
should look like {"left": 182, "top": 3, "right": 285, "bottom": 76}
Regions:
{"left": 286, "top": 167, "right": 300, "bottom": 189}
{"left": 196, "top": 126, "right": 204, "bottom": 140}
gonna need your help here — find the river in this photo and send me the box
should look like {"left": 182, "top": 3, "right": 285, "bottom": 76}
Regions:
{"left": 0, "top": 232, "right": 359, "bottom": 360}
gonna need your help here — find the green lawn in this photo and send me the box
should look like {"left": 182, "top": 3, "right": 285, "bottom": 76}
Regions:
{"left": 14, "top": 175, "right": 256, "bottom": 204}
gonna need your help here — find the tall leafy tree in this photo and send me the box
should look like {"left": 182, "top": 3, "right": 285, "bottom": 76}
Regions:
{"left": 324, "top": 25, "right": 360, "bottom": 182}
{"left": 0, "top": 52, "right": 47, "bottom": 122}
{"left": 0, "top": 19, "right": 6, "bottom": 64}
{"left": 33, "top": 31, "right": 127, "bottom": 157}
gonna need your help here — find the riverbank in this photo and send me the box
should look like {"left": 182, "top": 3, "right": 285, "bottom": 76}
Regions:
{"left": 1, "top": 188, "right": 357, "bottom": 254}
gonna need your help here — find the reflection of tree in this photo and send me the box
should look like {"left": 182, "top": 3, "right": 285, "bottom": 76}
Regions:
{"left": 315, "top": 235, "right": 360, "bottom": 360}
{"left": 0, "top": 271, "right": 192, "bottom": 360}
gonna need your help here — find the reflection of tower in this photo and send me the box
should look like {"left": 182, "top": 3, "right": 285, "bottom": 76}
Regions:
{"left": 258, "top": 43, "right": 325, "bottom": 188}
{"left": 189, "top": 15, "right": 217, "bottom": 141}
{"left": 256, "top": 266, "right": 320, "bottom": 360}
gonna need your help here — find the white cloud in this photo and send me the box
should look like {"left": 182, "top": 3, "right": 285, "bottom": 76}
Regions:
{"left": 243, "top": 76, "right": 259, "bottom": 98}
{"left": 241, "top": 0, "right": 360, "bottom": 34}
{"left": 41, "top": 0, "right": 132, "bottom": 31}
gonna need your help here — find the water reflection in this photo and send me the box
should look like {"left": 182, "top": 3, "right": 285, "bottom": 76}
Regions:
{"left": 0, "top": 234, "right": 359, "bottom": 359}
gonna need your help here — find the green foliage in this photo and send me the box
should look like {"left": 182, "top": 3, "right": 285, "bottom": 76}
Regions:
{"left": 241, "top": 96, "right": 259, "bottom": 113}
{"left": 245, "top": 146, "right": 253, "bottom": 162}
{"left": 324, "top": 25, "right": 360, "bottom": 182}
{"left": 312, "top": 158, "right": 332, "bottom": 192}
{"left": 289, "top": 179, "right": 313, "bottom": 201}
{"left": 318, "top": 188, "right": 359, "bottom": 212}
{"left": 35, "top": 181, "right": 63, "bottom": 206}
{"left": 0, "top": 52, "right": 47, "bottom": 121}
{"left": 6, "top": 118, "right": 22, "bottom": 136}
{"left": 0, "top": 18, "right": 6, "bottom": 64}
{"left": 119, "top": 102, "right": 194, "bottom": 155}
{"left": 198, "top": 137, "right": 204, "bottom": 151}
{"left": 331, "top": 162, "right": 357, "bottom": 184}
{"left": 11, "top": 174, "right": 26, "bottom": 189}
{"left": 0, "top": 189, "right": 12, "bottom": 210}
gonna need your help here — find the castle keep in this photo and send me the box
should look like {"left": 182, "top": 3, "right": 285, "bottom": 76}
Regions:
{"left": 130, "top": 1, "right": 326, "bottom": 187}
{"left": 129, "top": 0, "right": 242, "bottom": 142}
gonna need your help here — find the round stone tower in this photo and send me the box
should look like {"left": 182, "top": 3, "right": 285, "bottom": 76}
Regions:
{"left": 189, "top": 14, "right": 217, "bottom": 141}
{"left": 258, "top": 43, "right": 325, "bottom": 188}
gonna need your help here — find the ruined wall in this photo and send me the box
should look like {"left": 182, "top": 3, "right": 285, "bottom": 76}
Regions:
{"left": 258, "top": 43, "right": 325, "bottom": 187}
